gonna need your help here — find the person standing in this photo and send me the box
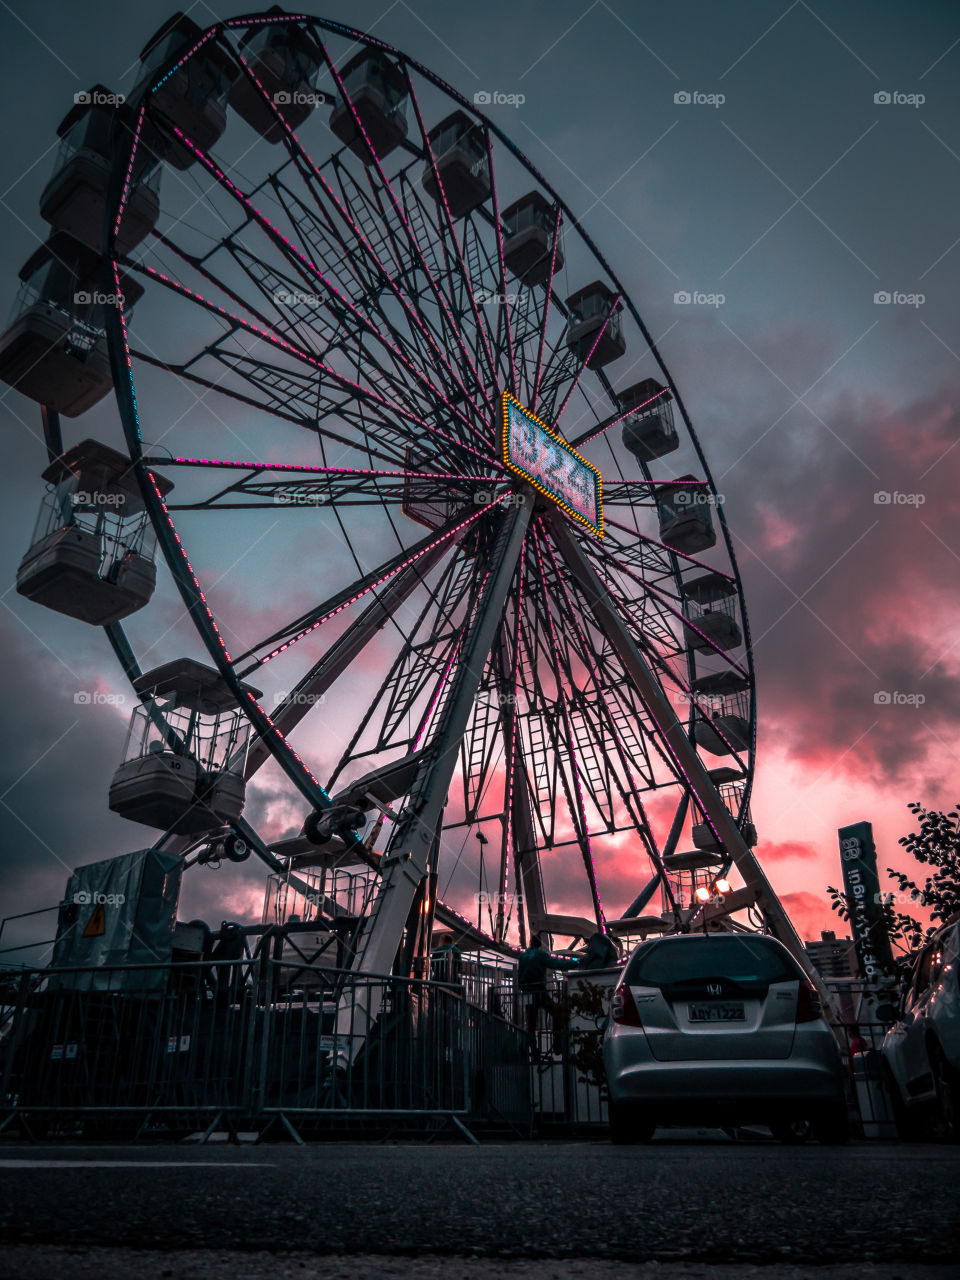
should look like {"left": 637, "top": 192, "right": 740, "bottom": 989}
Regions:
{"left": 517, "top": 934, "right": 579, "bottom": 1051}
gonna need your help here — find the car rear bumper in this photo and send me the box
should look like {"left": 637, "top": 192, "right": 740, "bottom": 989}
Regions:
{"left": 604, "top": 1032, "right": 845, "bottom": 1106}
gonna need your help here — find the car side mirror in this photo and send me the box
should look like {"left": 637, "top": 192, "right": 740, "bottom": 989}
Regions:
{"left": 595, "top": 1014, "right": 609, "bottom": 1033}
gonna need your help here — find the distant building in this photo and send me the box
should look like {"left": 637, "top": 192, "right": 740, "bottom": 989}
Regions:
{"left": 805, "top": 930, "right": 859, "bottom": 981}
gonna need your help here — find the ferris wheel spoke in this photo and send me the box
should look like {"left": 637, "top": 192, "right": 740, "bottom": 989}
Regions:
{"left": 551, "top": 294, "right": 621, "bottom": 428}
{"left": 269, "top": 133, "right": 491, "bottom": 424}
{"left": 243, "top": 534, "right": 460, "bottom": 782}
{"left": 542, "top": 528, "right": 669, "bottom": 822}
{"left": 275, "top": 173, "right": 495, "bottom": 447}
{"left": 482, "top": 127, "right": 517, "bottom": 395}
{"left": 585, "top": 536, "right": 749, "bottom": 677}
{"left": 318, "top": 43, "right": 497, "bottom": 419}
{"left": 233, "top": 498, "right": 500, "bottom": 672}
{"left": 530, "top": 523, "right": 605, "bottom": 927}
{"left": 128, "top": 257, "right": 503, "bottom": 474}
{"left": 325, "top": 550, "right": 480, "bottom": 792}
{"left": 488, "top": 543, "right": 526, "bottom": 936}
{"left": 570, "top": 386, "right": 672, "bottom": 450}
{"left": 530, "top": 205, "right": 563, "bottom": 408}
{"left": 142, "top": 143, "right": 493, "bottom": 462}
{"left": 401, "top": 68, "right": 499, "bottom": 389}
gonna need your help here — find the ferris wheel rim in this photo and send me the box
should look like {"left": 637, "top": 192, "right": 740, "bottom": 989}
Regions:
{"left": 93, "top": 7, "right": 757, "bottom": 948}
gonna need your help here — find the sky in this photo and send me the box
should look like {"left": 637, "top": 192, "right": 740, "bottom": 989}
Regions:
{"left": 0, "top": 0, "right": 958, "bottom": 959}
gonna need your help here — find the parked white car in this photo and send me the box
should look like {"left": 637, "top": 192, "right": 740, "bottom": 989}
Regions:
{"left": 603, "top": 933, "right": 848, "bottom": 1143}
{"left": 882, "top": 913, "right": 960, "bottom": 1140}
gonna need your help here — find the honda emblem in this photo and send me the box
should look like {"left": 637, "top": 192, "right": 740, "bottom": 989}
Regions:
{"left": 707, "top": 983, "right": 722, "bottom": 996}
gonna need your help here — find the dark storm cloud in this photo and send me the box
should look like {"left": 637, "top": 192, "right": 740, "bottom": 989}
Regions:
{"left": 723, "top": 380, "right": 960, "bottom": 785}
{"left": 1, "top": 0, "right": 959, "bottom": 946}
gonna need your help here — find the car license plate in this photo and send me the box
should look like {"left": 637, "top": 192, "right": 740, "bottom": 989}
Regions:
{"left": 688, "top": 1002, "right": 745, "bottom": 1022}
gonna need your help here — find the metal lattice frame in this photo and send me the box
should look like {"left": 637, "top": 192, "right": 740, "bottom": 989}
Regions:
{"left": 65, "top": 9, "right": 814, "bottom": 978}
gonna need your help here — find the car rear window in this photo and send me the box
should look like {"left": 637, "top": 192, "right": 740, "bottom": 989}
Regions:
{"left": 624, "top": 936, "right": 803, "bottom": 987}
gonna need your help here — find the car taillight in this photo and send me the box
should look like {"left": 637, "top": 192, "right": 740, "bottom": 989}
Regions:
{"left": 611, "top": 984, "right": 643, "bottom": 1027}
{"left": 796, "top": 979, "right": 823, "bottom": 1023}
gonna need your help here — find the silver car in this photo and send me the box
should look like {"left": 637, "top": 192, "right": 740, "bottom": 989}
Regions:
{"left": 603, "top": 933, "right": 848, "bottom": 1143}
{"left": 882, "top": 915, "right": 960, "bottom": 1140}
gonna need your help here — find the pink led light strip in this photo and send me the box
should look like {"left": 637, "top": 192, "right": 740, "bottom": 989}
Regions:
{"left": 319, "top": 44, "right": 496, "bottom": 419}
{"left": 224, "top": 31, "right": 490, "bottom": 427}
{"left": 572, "top": 387, "right": 670, "bottom": 449}
{"left": 586, "top": 515, "right": 737, "bottom": 583}
{"left": 553, "top": 293, "right": 621, "bottom": 427}
{"left": 165, "top": 456, "right": 502, "bottom": 483}
{"left": 256, "top": 494, "right": 509, "bottom": 667}
{"left": 404, "top": 73, "right": 498, "bottom": 388}
{"left": 591, "top": 540, "right": 748, "bottom": 677}
{"left": 531, "top": 206, "right": 563, "bottom": 410}
{"left": 485, "top": 128, "right": 516, "bottom": 395}
{"left": 136, "top": 260, "right": 502, "bottom": 474}
{"left": 166, "top": 127, "right": 503, "bottom": 470}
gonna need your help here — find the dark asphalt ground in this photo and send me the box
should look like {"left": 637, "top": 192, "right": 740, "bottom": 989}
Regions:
{"left": 0, "top": 1136, "right": 957, "bottom": 1278}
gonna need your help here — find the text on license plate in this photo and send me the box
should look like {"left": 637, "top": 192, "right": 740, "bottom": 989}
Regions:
{"left": 688, "top": 1002, "right": 745, "bottom": 1022}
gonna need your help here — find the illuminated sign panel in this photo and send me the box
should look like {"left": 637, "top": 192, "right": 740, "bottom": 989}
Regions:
{"left": 500, "top": 392, "right": 603, "bottom": 537}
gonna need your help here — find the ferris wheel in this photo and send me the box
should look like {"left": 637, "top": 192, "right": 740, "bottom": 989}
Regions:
{"left": 1, "top": 8, "right": 816, "bottom": 982}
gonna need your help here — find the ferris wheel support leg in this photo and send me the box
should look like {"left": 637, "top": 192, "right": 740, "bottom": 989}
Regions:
{"left": 338, "top": 501, "right": 532, "bottom": 1047}
{"left": 547, "top": 515, "right": 835, "bottom": 1014}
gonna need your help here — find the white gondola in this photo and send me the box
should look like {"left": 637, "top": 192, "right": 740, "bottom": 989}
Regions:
{"left": 109, "top": 659, "right": 260, "bottom": 835}
{"left": 655, "top": 474, "right": 717, "bottom": 554}
{"left": 691, "top": 670, "right": 751, "bottom": 756}
{"left": 131, "top": 12, "right": 236, "bottom": 170}
{"left": 16, "top": 439, "right": 170, "bottom": 626}
{"left": 40, "top": 87, "right": 161, "bottom": 255}
{"left": 0, "top": 234, "right": 141, "bottom": 417}
{"left": 229, "top": 9, "right": 323, "bottom": 142}
{"left": 329, "top": 50, "right": 409, "bottom": 162}
{"left": 564, "top": 281, "right": 625, "bottom": 368}
{"left": 421, "top": 111, "right": 491, "bottom": 218}
{"left": 619, "top": 377, "right": 679, "bottom": 462}
{"left": 501, "top": 191, "right": 563, "bottom": 286}
{"left": 681, "top": 570, "right": 743, "bottom": 652}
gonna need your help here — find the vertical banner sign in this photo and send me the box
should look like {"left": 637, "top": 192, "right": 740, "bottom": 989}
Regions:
{"left": 838, "top": 821, "right": 896, "bottom": 982}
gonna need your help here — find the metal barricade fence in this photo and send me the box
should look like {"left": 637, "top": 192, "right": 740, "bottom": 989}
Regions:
{"left": 0, "top": 960, "right": 522, "bottom": 1134}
